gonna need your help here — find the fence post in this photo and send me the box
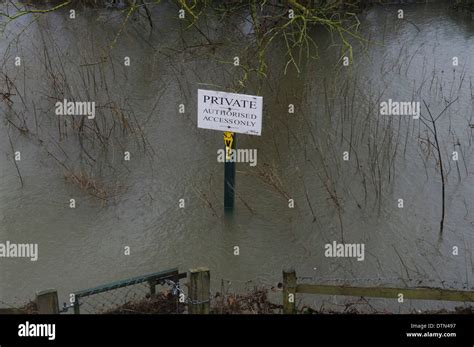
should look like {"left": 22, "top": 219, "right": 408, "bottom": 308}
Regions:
{"left": 73, "top": 297, "right": 80, "bottom": 314}
{"left": 36, "top": 289, "right": 59, "bottom": 314}
{"left": 188, "top": 267, "right": 210, "bottom": 314}
{"left": 148, "top": 281, "right": 156, "bottom": 297}
{"left": 224, "top": 132, "right": 236, "bottom": 211}
{"left": 283, "top": 269, "right": 297, "bottom": 314}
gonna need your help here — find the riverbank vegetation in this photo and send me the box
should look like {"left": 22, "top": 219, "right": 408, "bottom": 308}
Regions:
{"left": 9, "top": 287, "right": 474, "bottom": 314}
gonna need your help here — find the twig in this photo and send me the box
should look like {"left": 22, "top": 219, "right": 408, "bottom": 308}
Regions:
{"left": 7, "top": 131, "right": 24, "bottom": 187}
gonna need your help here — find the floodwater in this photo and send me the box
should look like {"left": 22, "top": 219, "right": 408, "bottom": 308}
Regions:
{"left": 0, "top": 2, "right": 473, "bottom": 313}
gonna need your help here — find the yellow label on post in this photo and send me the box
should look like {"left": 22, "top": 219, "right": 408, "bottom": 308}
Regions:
{"left": 223, "top": 132, "right": 234, "bottom": 160}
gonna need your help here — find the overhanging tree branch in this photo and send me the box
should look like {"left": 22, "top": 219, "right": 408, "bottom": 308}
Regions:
{"left": 0, "top": 1, "right": 72, "bottom": 21}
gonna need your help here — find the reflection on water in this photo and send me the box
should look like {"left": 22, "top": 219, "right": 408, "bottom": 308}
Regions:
{"left": 0, "top": 2, "right": 473, "bottom": 312}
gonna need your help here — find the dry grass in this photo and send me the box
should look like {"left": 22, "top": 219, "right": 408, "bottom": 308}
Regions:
{"left": 64, "top": 171, "right": 109, "bottom": 202}
{"left": 0, "top": 300, "right": 39, "bottom": 314}
{"left": 212, "top": 287, "right": 282, "bottom": 314}
{"left": 102, "top": 291, "right": 185, "bottom": 314}
{"left": 103, "top": 287, "right": 281, "bottom": 314}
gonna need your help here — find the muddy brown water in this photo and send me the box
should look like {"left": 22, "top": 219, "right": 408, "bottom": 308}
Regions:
{"left": 0, "top": 2, "right": 473, "bottom": 312}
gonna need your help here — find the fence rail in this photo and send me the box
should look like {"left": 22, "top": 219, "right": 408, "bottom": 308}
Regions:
{"left": 283, "top": 269, "right": 474, "bottom": 314}
{"left": 72, "top": 268, "right": 186, "bottom": 314}
{"left": 74, "top": 268, "right": 183, "bottom": 298}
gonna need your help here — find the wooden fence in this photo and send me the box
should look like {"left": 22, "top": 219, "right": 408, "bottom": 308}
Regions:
{"left": 282, "top": 269, "right": 474, "bottom": 314}
{"left": 1, "top": 267, "right": 211, "bottom": 314}
{"left": 4, "top": 268, "right": 473, "bottom": 314}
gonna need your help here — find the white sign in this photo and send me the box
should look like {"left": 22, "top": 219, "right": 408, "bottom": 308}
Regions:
{"left": 197, "top": 89, "right": 263, "bottom": 135}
